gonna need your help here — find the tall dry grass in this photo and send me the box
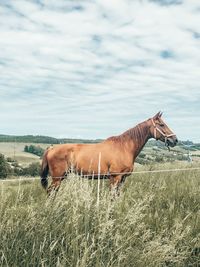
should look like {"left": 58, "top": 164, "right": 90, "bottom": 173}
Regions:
{"left": 0, "top": 166, "right": 199, "bottom": 266}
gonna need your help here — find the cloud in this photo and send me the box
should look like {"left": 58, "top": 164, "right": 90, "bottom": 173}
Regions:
{"left": 0, "top": 0, "right": 200, "bottom": 141}
{"left": 150, "top": 0, "right": 183, "bottom": 6}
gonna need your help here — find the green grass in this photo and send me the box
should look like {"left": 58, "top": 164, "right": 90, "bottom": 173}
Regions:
{"left": 0, "top": 165, "right": 199, "bottom": 267}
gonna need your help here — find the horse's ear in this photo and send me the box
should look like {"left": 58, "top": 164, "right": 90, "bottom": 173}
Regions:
{"left": 153, "top": 111, "right": 162, "bottom": 120}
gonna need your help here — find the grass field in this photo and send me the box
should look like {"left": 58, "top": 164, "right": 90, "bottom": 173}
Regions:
{"left": 0, "top": 163, "right": 199, "bottom": 267}
{"left": 0, "top": 143, "right": 49, "bottom": 166}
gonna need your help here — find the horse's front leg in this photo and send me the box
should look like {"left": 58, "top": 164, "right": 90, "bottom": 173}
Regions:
{"left": 109, "top": 175, "right": 123, "bottom": 198}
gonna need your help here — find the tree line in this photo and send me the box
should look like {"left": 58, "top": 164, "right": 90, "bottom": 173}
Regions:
{"left": 24, "top": 145, "right": 45, "bottom": 157}
{"left": 0, "top": 134, "right": 101, "bottom": 144}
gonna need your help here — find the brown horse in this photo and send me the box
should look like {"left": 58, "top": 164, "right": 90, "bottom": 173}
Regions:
{"left": 40, "top": 112, "right": 178, "bottom": 195}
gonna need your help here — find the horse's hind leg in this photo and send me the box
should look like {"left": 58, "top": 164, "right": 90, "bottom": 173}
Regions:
{"left": 47, "top": 177, "right": 63, "bottom": 196}
{"left": 47, "top": 160, "right": 68, "bottom": 196}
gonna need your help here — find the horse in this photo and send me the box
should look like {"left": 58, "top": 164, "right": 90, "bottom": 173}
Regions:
{"left": 40, "top": 112, "right": 178, "bottom": 195}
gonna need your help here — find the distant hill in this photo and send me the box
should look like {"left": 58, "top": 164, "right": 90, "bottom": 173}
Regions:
{"left": 0, "top": 134, "right": 199, "bottom": 150}
{"left": 0, "top": 134, "right": 102, "bottom": 144}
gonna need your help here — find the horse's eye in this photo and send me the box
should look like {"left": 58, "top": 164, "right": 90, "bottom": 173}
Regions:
{"left": 159, "top": 124, "right": 165, "bottom": 127}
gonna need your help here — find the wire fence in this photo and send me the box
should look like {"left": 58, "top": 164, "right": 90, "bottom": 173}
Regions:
{"left": 1, "top": 166, "right": 200, "bottom": 183}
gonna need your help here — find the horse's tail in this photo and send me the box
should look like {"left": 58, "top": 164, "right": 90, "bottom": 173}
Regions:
{"left": 40, "top": 149, "right": 49, "bottom": 189}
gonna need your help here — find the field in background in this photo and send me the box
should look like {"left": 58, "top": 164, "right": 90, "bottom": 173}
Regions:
{"left": 0, "top": 166, "right": 199, "bottom": 267}
{"left": 0, "top": 142, "right": 49, "bottom": 166}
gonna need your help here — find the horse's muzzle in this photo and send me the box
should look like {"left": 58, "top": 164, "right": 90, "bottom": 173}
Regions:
{"left": 167, "top": 136, "right": 178, "bottom": 147}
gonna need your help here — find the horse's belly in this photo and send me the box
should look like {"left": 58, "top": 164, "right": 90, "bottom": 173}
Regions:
{"left": 75, "top": 154, "right": 109, "bottom": 175}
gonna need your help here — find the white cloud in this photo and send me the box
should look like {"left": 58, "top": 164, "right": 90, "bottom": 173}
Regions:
{"left": 0, "top": 0, "right": 199, "bottom": 141}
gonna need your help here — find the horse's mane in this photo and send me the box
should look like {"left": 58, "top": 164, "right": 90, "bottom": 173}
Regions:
{"left": 106, "top": 120, "right": 149, "bottom": 145}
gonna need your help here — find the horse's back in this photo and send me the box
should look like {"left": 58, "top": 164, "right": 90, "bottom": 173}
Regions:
{"left": 46, "top": 143, "right": 103, "bottom": 162}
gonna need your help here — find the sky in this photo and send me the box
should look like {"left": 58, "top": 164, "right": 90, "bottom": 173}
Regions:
{"left": 0, "top": 0, "right": 200, "bottom": 142}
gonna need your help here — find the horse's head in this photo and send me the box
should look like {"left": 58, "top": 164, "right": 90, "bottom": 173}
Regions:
{"left": 150, "top": 112, "right": 178, "bottom": 148}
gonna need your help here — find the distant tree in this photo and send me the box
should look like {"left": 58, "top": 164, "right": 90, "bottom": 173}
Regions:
{"left": 24, "top": 145, "right": 29, "bottom": 152}
{"left": 22, "top": 162, "right": 41, "bottom": 176}
{"left": 13, "top": 167, "right": 24, "bottom": 176}
{"left": 139, "top": 152, "right": 146, "bottom": 159}
{"left": 177, "top": 155, "right": 188, "bottom": 161}
{"left": 24, "top": 145, "right": 45, "bottom": 157}
{"left": 6, "top": 157, "right": 15, "bottom": 162}
{"left": 0, "top": 154, "right": 12, "bottom": 178}
{"left": 155, "top": 155, "right": 164, "bottom": 163}
{"left": 28, "top": 145, "right": 34, "bottom": 154}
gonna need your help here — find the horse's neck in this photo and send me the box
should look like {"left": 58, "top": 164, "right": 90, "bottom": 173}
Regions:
{"left": 126, "top": 121, "right": 151, "bottom": 159}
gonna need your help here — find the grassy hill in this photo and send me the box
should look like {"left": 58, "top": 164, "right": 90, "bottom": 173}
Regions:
{"left": 0, "top": 142, "right": 45, "bottom": 166}
{"left": 0, "top": 134, "right": 102, "bottom": 144}
{"left": 0, "top": 165, "right": 199, "bottom": 266}
{"left": 0, "top": 137, "right": 199, "bottom": 266}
